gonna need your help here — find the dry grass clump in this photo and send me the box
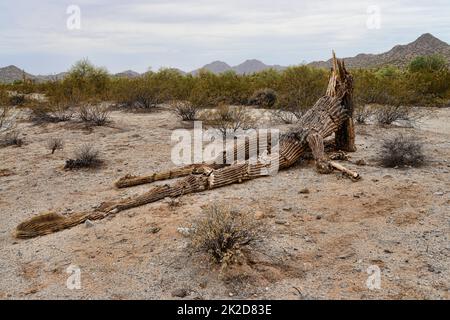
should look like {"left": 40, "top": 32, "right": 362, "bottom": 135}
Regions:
{"left": 379, "top": 134, "right": 425, "bottom": 168}
{"left": 65, "top": 144, "right": 102, "bottom": 169}
{"left": 190, "top": 205, "right": 260, "bottom": 269}
{"left": 47, "top": 137, "right": 64, "bottom": 154}
{"left": 171, "top": 100, "right": 199, "bottom": 121}
{"left": 249, "top": 88, "right": 277, "bottom": 108}
{"left": 78, "top": 104, "right": 111, "bottom": 126}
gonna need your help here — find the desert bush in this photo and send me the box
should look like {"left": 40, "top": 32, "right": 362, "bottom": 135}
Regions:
{"left": 171, "top": 100, "right": 199, "bottom": 121}
{"left": 276, "top": 66, "right": 328, "bottom": 112}
{"left": 78, "top": 104, "right": 111, "bottom": 126}
{"left": 0, "top": 130, "right": 23, "bottom": 147}
{"left": 379, "top": 134, "right": 425, "bottom": 168}
{"left": 190, "top": 205, "right": 260, "bottom": 268}
{"left": 201, "top": 104, "right": 256, "bottom": 138}
{"left": 65, "top": 144, "right": 102, "bottom": 169}
{"left": 0, "top": 106, "right": 20, "bottom": 145}
{"left": 63, "top": 59, "right": 111, "bottom": 101}
{"left": 373, "top": 105, "right": 415, "bottom": 125}
{"left": 354, "top": 105, "right": 374, "bottom": 124}
{"left": 0, "top": 87, "right": 9, "bottom": 107}
{"left": 408, "top": 54, "right": 448, "bottom": 73}
{"left": 0, "top": 106, "right": 11, "bottom": 132}
{"left": 29, "top": 102, "right": 74, "bottom": 124}
{"left": 9, "top": 94, "right": 26, "bottom": 106}
{"left": 113, "top": 77, "right": 160, "bottom": 111}
{"left": 189, "top": 70, "right": 252, "bottom": 108}
{"left": 249, "top": 88, "right": 277, "bottom": 108}
{"left": 47, "top": 137, "right": 64, "bottom": 154}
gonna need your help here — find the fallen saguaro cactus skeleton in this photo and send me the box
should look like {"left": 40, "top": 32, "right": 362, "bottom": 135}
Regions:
{"left": 15, "top": 53, "right": 360, "bottom": 239}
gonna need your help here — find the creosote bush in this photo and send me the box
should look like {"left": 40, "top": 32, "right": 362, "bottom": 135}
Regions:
{"left": 190, "top": 205, "right": 260, "bottom": 269}
{"left": 0, "top": 130, "right": 23, "bottom": 147}
{"left": 379, "top": 134, "right": 425, "bottom": 168}
{"left": 354, "top": 105, "right": 374, "bottom": 124}
{"left": 249, "top": 88, "right": 277, "bottom": 108}
{"left": 171, "top": 100, "right": 199, "bottom": 121}
{"left": 65, "top": 144, "right": 102, "bottom": 169}
{"left": 201, "top": 104, "right": 256, "bottom": 138}
{"left": 30, "top": 102, "right": 74, "bottom": 124}
{"left": 0, "top": 106, "right": 22, "bottom": 147}
{"left": 78, "top": 104, "right": 111, "bottom": 126}
{"left": 373, "top": 105, "right": 415, "bottom": 125}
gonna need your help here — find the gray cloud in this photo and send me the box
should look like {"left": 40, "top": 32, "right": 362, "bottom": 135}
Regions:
{"left": 0, "top": 0, "right": 449, "bottom": 74}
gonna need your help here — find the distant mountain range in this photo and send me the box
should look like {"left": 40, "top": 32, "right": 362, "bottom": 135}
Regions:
{"left": 1, "top": 33, "right": 448, "bottom": 83}
{"left": 190, "top": 59, "right": 287, "bottom": 75}
{"left": 309, "top": 33, "right": 450, "bottom": 69}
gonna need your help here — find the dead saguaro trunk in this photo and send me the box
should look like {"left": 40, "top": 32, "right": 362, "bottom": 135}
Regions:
{"left": 15, "top": 52, "right": 360, "bottom": 239}
{"left": 326, "top": 52, "right": 357, "bottom": 152}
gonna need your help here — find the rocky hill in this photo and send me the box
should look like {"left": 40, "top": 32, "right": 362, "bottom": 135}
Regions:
{"left": 309, "top": 33, "right": 450, "bottom": 69}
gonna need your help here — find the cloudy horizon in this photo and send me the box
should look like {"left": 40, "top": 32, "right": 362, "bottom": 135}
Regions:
{"left": 1, "top": 0, "right": 449, "bottom": 75}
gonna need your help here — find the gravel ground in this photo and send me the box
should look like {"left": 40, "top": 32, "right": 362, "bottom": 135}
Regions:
{"left": 0, "top": 107, "right": 449, "bottom": 300}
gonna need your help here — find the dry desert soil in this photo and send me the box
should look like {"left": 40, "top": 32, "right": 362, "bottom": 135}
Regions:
{"left": 0, "top": 107, "right": 449, "bottom": 300}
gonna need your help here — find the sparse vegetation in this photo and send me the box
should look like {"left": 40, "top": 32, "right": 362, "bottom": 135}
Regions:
{"left": 373, "top": 105, "right": 415, "bottom": 125}
{"left": 190, "top": 205, "right": 260, "bottom": 269}
{"left": 78, "top": 104, "right": 111, "bottom": 126}
{"left": 30, "top": 102, "right": 74, "bottom": 124}
{"left": 0, "top": 130, "right": 23, "bottom": 147}
{"left": 0, "top": 106, "right": 22, "bottom": 147}
{"left": 354, "top": 105, "right": 373, "bottom": 124}
{"left": 47, "top": 137, "right": 64, "bottom": 154}
{"left": 65, "top": 144, "right": 102, "bottom": 169}
{"left": 249, "top": 88, "right": 277, "bottom": 108}
{"left": 201, "top": 104, "right": 256, "bottom": 138}
{"left": 379, "top": 134, "right": 425, "bottom": 168}
{"left": 171, "top": 100, "right": 199, "bottom": 121}
{"left": 9, "top": 94, "right": 26, "bottom": 106}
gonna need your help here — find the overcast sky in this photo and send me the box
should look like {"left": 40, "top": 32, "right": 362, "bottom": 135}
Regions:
{"left": 0, "top": 0, "right": 449, "bottom": 74}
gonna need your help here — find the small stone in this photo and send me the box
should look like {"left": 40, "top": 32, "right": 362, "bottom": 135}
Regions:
{"left": 355, "top": 159, "right": 367, "bottom": 166}
{"left": 177, "top": 227, "right": 193, "bottom": 236}
{"left": 434, "top": 192, "right": 444, "bottom": 196}
{"left": 171, "top": 288, "right": 189, "bottom": 298}
{"left": 85, "top": 220, "right": 94, "bottom": 228}
{"left": 229, "top": 292, "right": 234, "bottom": 297}
{"left": 254, "top": 211, "right": 265, "bottom": 220}
{"left": 283, "top": 206, "right": 292, "bottom": 212}
{"left": 199, "top": 280, "right": 208, "bottom": 289}
{"left": 275, "top": 220, "right": 288, "bottom": 225}
{"left": 299, "top": 188, "right": 310, "bottom": 194}
{"left": 147, "top": 227, "right": 161, "bottom": 234}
